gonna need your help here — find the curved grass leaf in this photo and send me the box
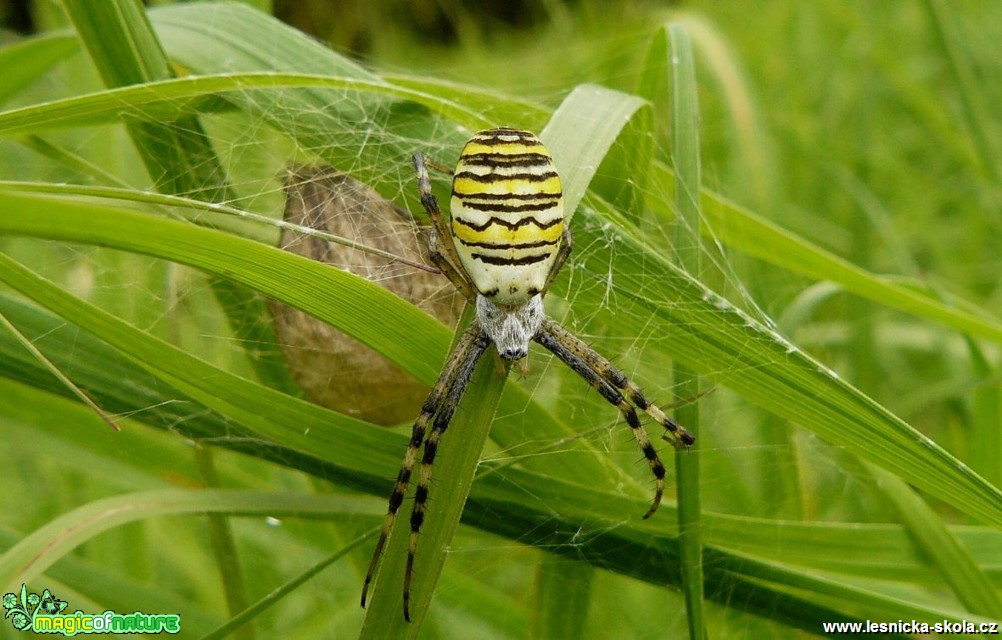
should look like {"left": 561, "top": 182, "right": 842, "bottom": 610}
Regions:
{"left": 0, "top": 72, "right": 487, "bottom": 140}
{"left": 0, "top": 489, "right": 378, "bottom": 591}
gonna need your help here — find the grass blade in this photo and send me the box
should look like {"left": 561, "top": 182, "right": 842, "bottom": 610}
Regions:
{"left": 0, "top": 308, "right": 119, "bottom": 431}
{"left": 665, "top": 23, "right": 706, "bottom": 640}
{"left": 199, "top": 533, "right": 373, "bottom": 640}
{"left": 920, "top": 0, "right": 1000, "bottom": 183}
{"left": 870, "top": 464, "right": 1002, "bottom": 617}
{"left": 0, "top": 33, "right": 79, "bottom": 104}
{"left": 0, "top": 489, "right": 377, "bottom": 591}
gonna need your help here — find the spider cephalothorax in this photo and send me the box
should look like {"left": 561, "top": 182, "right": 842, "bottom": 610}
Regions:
{"left": 361, "top": 128, "right": 694, "bottom": 621}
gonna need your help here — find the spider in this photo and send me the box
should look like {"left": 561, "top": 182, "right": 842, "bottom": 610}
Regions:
{"left": 360, "top": 127, "right": 695, "bottom": 621}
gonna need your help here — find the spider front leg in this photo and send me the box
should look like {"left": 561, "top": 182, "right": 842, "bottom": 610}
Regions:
{"left": 413, "top": 152, "right": 476, "bottom": 302}
{"left": 541, "top": 227, "right": 573, "bottom": 295}
{"left": 361, "top": 324, "right": 491, "bottom": 621}
{"left": 404, "top": 326, "right": 491, "bottom": 620}
{"left": 534, "top": 319, "right": 693, "bottom": 519}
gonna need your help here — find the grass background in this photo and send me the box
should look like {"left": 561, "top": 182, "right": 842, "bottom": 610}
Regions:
{"left": 1, "top": 0, "right": 1000, "bottom": 637}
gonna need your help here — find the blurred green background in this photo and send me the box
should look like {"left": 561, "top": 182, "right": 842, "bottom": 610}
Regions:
{"left": 1, "top": 1, "right": 1000, "bottom": 638}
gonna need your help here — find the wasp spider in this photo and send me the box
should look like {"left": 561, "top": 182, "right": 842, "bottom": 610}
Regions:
{"left": 361, "top": 127, "right": 695, "bottom": 620}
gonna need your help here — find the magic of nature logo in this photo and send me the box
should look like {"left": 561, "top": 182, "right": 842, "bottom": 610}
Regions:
{"left": 4, "top": 584, "right": 180, "bottom": 635}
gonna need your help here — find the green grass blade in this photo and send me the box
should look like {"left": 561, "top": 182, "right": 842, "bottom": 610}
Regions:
{"left": 665, "top": 23, "right": 706, "bottom": 640}
{"left": 656, "top": 174, "right": 1002, "bottom": 345}
{"left": 702, "top": 546, "right": 992, "bottom": 633}
{"left": 531, "top": 557, "right": 592, "bottom": 639}
{"left": 0, "top": 33, "right": 79, "bottom": 105}
{"left": 540, "top": 84, "right": 648, "bottom": 219}
{"left": 967, "top": 338, "right": 1001, "bottom": 488}
{"left": 0, "top": 72, "right": 486, "bottom": 153}
{"left": 61, "top": 0, "right": 228, "bottom": 200}
{"left": 199, "top": 533, "right": 372, "bottom": 640}
{"left": 565, "top": 197, "right": 1002, "bottom": 529}
{"left": 62, "top": 0, "right": 171, "bottom": 86}
{"left": 0, "top": 191, "right": 449, "bottom": 380}
{"left": 0, "top": 489, "right": 377, "bottom": 591}
{"left": 870, "top": 464, "right": 1002, "bottom": 617}
{"left": 920, "top": 0, "right": 1000, "bottom": 183}
{"left": 0, "top": 247, "right": 395, "bottom": 480}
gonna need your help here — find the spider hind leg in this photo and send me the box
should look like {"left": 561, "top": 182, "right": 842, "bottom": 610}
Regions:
{"left": 534, "top": 319, "right": 694, "bottom": 518}
{"left": 540, "top": 319, "right": 694, "bottom": 448}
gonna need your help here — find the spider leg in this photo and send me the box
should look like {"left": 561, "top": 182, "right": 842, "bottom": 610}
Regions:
{"left": 361, "top": 324, "right": 488, "bottom": 615}
{"left": 404, "top": 325, "right": 491, "bottom": 620}
{"left": 541, "top": 227, "right": 573, "bottom": 295}
{"left": 414, "top": 152, "right": 476, "bottom": 301}
{"left": 540, "top": 319, "right": 694, "bottom": 448}
{"left": 535, "top": 321, "right": 683, "bottom": 519}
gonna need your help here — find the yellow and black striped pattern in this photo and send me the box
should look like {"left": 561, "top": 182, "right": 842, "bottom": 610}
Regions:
{"left": 450, "top": 128, "right": 564, "bottom": 306}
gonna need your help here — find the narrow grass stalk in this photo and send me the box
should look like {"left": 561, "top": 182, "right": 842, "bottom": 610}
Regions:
{"left": 531, "top": 556, "right": 592, "bottom": 639}
{"left": 667, "top": 24, "right": 706, "bottom": 640}
{"left": 199, "top": 533, "right": 373, "bottom": 640}
{"left": 966, "top": 338, "right": 1001, "bottom": 489}
{"left": 920, "top": 0, "right": 1000, "bottom": 183}
{"left": 0, "top": 308, "right": 119, "bottom": 431}
{"left": 193, "top": 447, "right": 253, "bottom": 640}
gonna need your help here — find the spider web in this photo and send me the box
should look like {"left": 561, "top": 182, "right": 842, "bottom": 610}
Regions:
{"left": 0, "top": 3, "right": 975, "bottom": 637}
